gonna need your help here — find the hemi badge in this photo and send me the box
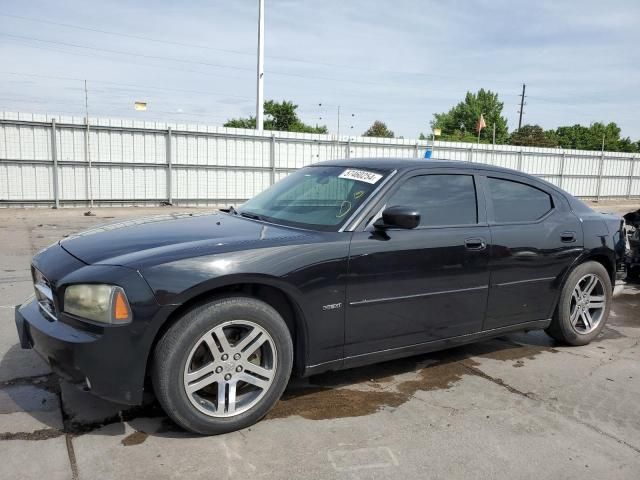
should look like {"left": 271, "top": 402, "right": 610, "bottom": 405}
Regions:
{"left": 322, "top": 303, "right": 343, "bottom": 311}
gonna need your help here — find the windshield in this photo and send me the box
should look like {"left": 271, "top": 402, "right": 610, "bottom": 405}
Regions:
{"left": 237, "top": 166, "right": 390, "bottom": 231}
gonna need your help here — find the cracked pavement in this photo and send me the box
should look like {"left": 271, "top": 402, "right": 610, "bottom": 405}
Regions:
{"left": 0, "top": 203, "right": 639, "bottom": 479}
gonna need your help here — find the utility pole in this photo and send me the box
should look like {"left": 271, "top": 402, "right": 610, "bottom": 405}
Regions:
{"left": 517, "top": 83, "right": 526, "bottom": 130}
{"left": 255, "top": 0, "right": 265, "bottom": 131}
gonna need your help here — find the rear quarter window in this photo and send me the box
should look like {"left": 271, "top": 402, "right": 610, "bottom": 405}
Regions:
{"left": 487, "top": 177, "right": 553, "bottom": 223}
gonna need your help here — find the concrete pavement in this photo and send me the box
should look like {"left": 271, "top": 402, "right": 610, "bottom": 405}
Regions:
{"left": 0, "top": 204, "right": 638, "bottom": 479}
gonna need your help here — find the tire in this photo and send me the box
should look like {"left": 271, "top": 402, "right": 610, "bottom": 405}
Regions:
{"left": 152, "top": 296, "right": 293, "bottom": 435}
{"left": 545, "top": 261, "right": 612, "bottom": 346}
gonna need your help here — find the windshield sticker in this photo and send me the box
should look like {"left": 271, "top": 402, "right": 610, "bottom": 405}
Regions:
{"left": 338, "top": 169, "right": 383, "bottom": 184}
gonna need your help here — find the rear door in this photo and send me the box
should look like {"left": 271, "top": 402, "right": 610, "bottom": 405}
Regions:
{"left": 481, "top": 173, "right": 584, "bottom": 329}
{"left": 345, "top": 169, "right": 490, "bottom": 357}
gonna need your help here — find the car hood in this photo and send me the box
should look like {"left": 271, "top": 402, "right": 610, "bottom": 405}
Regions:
{"left": 59, "top": 212, "right": 313, "bottom": 267}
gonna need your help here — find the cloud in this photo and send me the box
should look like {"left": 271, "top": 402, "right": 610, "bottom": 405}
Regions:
{"left": 0, "top": 0, "right": 638, "bottom": 139}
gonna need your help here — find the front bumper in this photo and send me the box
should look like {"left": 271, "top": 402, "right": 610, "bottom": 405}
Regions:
{"left": 15, "top": 298, "right": 145, "bottom": 405}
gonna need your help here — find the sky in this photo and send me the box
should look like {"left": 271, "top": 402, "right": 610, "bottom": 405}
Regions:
{"left": 1, "top": 0, "right": 639, "bottom": 139}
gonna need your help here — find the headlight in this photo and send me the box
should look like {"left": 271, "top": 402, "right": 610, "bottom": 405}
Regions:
{"left": 64, "top": 284, "right": 132, "bottom": 324}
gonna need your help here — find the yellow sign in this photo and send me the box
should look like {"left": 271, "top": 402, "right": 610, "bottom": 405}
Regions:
{"left": 134, "top": 102, "right": 147, "bottom": 111}
{"left": 433, "top": 128, "right": 442, "bottom": 136}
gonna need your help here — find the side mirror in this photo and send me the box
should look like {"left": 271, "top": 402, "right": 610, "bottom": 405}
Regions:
{"left": 374, "top": 206, "right": 420, "bottom": 230}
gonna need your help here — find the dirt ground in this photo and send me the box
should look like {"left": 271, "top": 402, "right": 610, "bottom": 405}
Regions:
{"left": 0, "top": 199, "right": 639, "bottom": 479}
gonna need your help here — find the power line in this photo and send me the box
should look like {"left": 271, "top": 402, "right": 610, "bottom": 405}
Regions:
{"left": 0, "top": 74, "right": 467, "bottom": 118}
{"left": 0, "top": 12, "right": 524, "bottom": 84}
{"left": 0, "top": 13, "right": 255, "bottom": 57}
{"left": 2, "top": 38, "right": 253, "bottom": 85}
{"left": 0, "top": 71, "right": 453, "bottom": 112}
{"left": 0, "top": 97, "right": 237, "bottom": 120}
{"left": 0, "top": 32, "right": 417, "bottom": 88}
{"left": 4, "top": 68, "right": 626, "bottom": 130}
{"left": 0, "top": 32, "right": 255, "bottom": 73}
{"left": 2, "top": 31, "right": 396, "bottom": 88}
{"left": 0, "top": 70, "right": 624, "bottom": 119}
{"left": 0, "top": 70, "right": 254, "bottom": 100}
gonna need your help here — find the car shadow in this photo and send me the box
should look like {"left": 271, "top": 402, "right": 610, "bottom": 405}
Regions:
{"left": 1, "top": 320, "right": 625, "bottom": 440}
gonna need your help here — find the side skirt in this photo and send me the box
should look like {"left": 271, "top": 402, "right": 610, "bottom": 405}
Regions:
{"left": 302, "top": 319, "right": 551, "bottom": 377}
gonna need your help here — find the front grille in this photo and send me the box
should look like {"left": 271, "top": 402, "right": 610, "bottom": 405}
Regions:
{"left": 32, "top": 267, "right": 57, "bottom": 321}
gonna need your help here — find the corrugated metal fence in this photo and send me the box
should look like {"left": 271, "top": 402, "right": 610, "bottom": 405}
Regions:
{"left": 1, "top": 112, "right": 639, "bottom": 207}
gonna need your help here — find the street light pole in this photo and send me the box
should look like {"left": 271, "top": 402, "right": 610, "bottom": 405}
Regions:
{"left": 256, "top": 0, "right": 265, "bottom": 131}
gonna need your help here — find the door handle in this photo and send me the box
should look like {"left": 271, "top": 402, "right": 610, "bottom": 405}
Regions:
{"left": 561, "top": 231, "right": 576, "bottom": 243}
{"left": 464, "top": 237, "right": 486, "bottom": 250}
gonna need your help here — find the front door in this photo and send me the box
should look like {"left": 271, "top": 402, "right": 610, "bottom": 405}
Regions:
{"left": 345, "top": 172, "right": 490, "bottom": 357}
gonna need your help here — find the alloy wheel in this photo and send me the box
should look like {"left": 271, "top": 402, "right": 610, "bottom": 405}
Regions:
{"left": 569, "top": 273, "right": 607, "bottom": 335}
{"left": 183, "top": 320, "right": 277, "bottom": 417}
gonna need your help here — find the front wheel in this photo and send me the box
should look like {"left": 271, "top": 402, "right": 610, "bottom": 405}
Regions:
{"left": 152, "top": 296, "right": 293, "bottom": 434}
{"left": 545, "top": 261, "right": 612, "bottom": 346}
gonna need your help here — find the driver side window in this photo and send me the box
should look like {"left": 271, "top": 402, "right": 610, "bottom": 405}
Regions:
{"left": 386, "top": 174, "right": 478, "bottom": 227}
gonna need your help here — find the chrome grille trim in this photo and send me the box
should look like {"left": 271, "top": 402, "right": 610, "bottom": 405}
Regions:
{"left": 34, "top": 283, "right": 53, "bottom": 302}
{"left": 32, "top": 267, "right": 57, "bottom": 321}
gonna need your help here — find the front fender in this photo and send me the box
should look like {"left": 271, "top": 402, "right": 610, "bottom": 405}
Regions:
{"left": 139, "top": 241, "right": 350, "bottom": 370}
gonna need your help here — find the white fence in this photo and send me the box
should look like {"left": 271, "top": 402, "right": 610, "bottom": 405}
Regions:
{"left": 1, "top": 111, "right": 639, "bottom": 207}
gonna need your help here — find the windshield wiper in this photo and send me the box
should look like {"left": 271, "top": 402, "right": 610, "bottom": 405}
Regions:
{"left": 239, "top": 211, "right": 265, "bottom": 221}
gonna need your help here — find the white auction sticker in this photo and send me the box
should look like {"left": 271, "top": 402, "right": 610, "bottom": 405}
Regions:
{"left": 338, "top": 169, "right": 383, "bottom": 184}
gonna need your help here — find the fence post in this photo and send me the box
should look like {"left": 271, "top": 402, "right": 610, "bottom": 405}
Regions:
{"left": 414, "top": 142, "right": 419, "bottom": 158}
{"left": 346, "top": 138, "right": 351, "bottom": 159}
{"left": 166, "top": 126, "right": 173, "bottom": 204}
{"left": 558, "top": 151, "right": 566, "bottom": 190}
{"left": 84, "top": 115, "right": 93, "bottom": 208}
{"left": 517, "top": 150, "right": 523, "bottom": 171}
{"left": 627, "top": 156, "right": 636, "bottom": 199}
{"left": 50, "top": 119, "right": 60, "bottom": 209}
{"left": 595, "top": 151, "right": 605, "bottom": 201}
{"left": 468, "top": 146, "right": 473, "bottom": 163}
{"left": 270, "top": 134, "right": 276, "bottom": 185}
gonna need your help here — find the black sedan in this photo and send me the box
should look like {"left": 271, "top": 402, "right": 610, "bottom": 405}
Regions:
{"left": 15, "top": 158, "right": 624, "bottom": 434}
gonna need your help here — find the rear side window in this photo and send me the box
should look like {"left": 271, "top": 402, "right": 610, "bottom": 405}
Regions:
{"left": 387, "top": 174, "right": 477, "bottom": 227}
{"left": 487, "top": 177, "right": 553, "bottom": 223}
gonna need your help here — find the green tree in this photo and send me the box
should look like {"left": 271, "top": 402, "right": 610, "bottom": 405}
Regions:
{"left": 554, "top": 122, "right": 638, "bottom": 152}
{"left": 509, "top": 124, "right": 558, "bottom": 148}
{"left": 363, "top": 120, "right": 394, "bottom": 138}
{"left": 432, "top": 89, "right": 509, "bottom": 143}
{"left": 224, "top": 100, "right": 327, "bottom": 133}
{"left": 224, "top": 117, "right": 255, "bottom": 129}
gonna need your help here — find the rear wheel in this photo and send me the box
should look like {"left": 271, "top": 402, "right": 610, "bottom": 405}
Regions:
{"left": 545, "top": 261, "right": 612, "bottom": 345}
{"left": 152, "top": 296, "right": 293, "bottom": 434}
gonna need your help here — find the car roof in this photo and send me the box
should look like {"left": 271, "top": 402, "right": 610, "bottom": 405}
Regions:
{"left": 314, "top": 157, "right": 575, "bottom": 201}
{"left": 315, "top": 157, "right": 520, "bottom": 176}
